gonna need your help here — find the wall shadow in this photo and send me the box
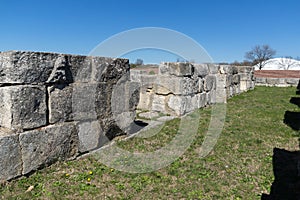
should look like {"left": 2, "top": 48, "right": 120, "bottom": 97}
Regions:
{"left": 262, "top": 80, "right": 300, "bottom": 199}
{"left": 261, "top": 148, "right": 300, "bottom": 200}
{"left": 290, "top": 97, "right": 300, "bottom": 107}
{"left": 284, "top": 111, "right": 300, "bottom": 131}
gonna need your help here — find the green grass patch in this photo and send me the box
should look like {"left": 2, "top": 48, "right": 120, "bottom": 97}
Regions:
{"left": 1, "top": 86, "right": 299, "bottom": 199}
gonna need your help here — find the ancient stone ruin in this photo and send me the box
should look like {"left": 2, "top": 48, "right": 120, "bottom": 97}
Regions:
{"left": 0, "top": 51, "right": 255, "bottom": 181}
{"left": 131, "top": 62, "right": 255, "bottom": 116}
{"left": 0, "top": 51, "right": 138, "bottom": 181}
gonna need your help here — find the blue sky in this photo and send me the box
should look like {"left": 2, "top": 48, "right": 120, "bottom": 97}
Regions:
{"left": 0, "top": 0, "right": 299, "bottom": 63}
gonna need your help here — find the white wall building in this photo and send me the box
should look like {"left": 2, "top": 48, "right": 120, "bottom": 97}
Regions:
{"left": 254, "top": 58, "right": 300, "bottom": 70}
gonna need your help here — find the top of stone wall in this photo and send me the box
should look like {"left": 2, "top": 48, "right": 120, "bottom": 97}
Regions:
{"left": 0, "top": 51, "right": 129, "bottom": 84}
{"left": 159, "top": 62, "right": 222, "bottom": 77}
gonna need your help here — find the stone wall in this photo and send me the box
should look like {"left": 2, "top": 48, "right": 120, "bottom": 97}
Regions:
{"left": 0, "top": 51, "right": 138, "bottom": 181}
{"left": 131, "top": 63, "right": 254, "bottom": 116}
{"left": 256, "top": 77, "right": 299, "bottom": 87}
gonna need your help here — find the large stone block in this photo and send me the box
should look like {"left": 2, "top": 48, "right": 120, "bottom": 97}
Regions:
{"left": 240, "top": 80, "right": 254, "bottom": 91}
{"left": 266, "top": 78, "right": 280, "bottom": 86}
{"left": 91, "top": 57, "right": 130, "bottom": 83}
{"left": 48, "top": 85, "right": 73, "bottom": 123}
{"left": 66, "top": 55, "right": 93, "bottom": 83}
{"left": 48, "top": 83, "right": 98, "bottom": 123}
{"left": 49, "top": 80, "right": 138, "bottom": 125}
{"left": 77, "top": 120, "right": 109, "bottom": 153}
{"left": 137, "top": 90, "right": 154, "bottom": 110}
{"left": 159, "top": 62, "right": 193, "bottom": 77}
{"left": 194, "top": 64, "right": 209, "bottom": 77}
{"left": 112, "top": 79, "right": 140, "bottom": 115}
{"left": 0, "top": 51, "right": 130, "bottom": 84}
{"left": 239, "top": 73, "right": 252, "bottom": 81}
{"left": 198, "top": 78, "right": 204, "bottom": 93}
{"left": 286, "top": 78, "right": 299, "bottom": 86}
{"left": 233, "top": 74, "right": 241, "bottom": 84}
{"left": 255, "top": 77, "right": 267, "bottom": 84}
{"left": 0, "top": 132, "right": 22, "bottom": 180}
{"left": 204, "top": 75, "right": 217, "bottom": 91}
{"left": 19, "top": 123, "right": 79, "bottom": 175}
{"left": 167, "top": 95, "right": 191, "bottom": 116}
{"left": 155, "top": 76, "right": 197, "bottom": 95}
{"left": 0, "top": 85, "right": 46, "bottom": 130}
{"left": 207, "top": 64, "right": 220, "bottom": 74}
{"left": 226, "top": 75, "right": 233, "bottom": 87}
{"left": 198, "top": 93, "right": 207, "bottom": 108}
{"left": 238, "top": 66, "right": 253, "bottom": 74}
{"left": 0, "top": 51, "right": 63, "bottom": 84}
{"left": 152, "top": 95, "right": 166, "bottom": 112}
{"left": 220, "top": 65, "right": 238, "bottom": 75}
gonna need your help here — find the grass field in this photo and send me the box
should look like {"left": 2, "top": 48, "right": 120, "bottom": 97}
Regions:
{"left": 1, "top": 86, "right": 299, "bottom": 199}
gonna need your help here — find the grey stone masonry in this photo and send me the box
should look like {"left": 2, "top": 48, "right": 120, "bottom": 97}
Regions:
{"left": 255, "top": 77, "right": 299, "bottom": 87}
{"left": 131, "top": 63, "right": 255, "bottom": 116}
{"left": 0, "top": 51, "right": 138, "bottom": 181}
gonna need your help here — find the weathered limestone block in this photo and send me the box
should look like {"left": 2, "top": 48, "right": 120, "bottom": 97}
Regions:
{"left": 159, "top": 62, "right": 193, "bottom": 77}
{"left": 233, "top": 74, "right": 240, "bottom": 84}
{"left": 137, "top": 90, "right": 154, "bottom": 110}
{"left": 112, "top": 78, "right": 139, "bottom": 115}
{"left": 226, "top": 75, "right": 233, "bottom": 87}
{"left": 77, "top": 120, "right": 109, "bottom": 153}
{"left": 0, "top": 51, "right": 130, "bottom": 84}
{"left": 152, "top": 94, "right": 166, "bottom": 112}
{"left": 66, "top": 55, "right": 93, "bottom": 83}
{"left": 207, "top": 64, "right": 220, "bottom": 74}
{"left": 266, "top": 78, "right": 280, "bottom": 86}
{"left": 194, "top": 64, "right": 209, "bottom": 77}
{"left": 238, "top": 66, "right": 253, "bottom": 74}
{"left": 286, "top": 78, "right": 299, "bottom": 86}
{"left": 234, "top": 84, "right": 241, "bottom": 95}
{"left": 240, "top": 80, "right": 254, "bottom": 91}
{"left": 0, "top": 132, "right": 22, "bottom": 180}
{"left": 48, "top": 83, "right": 98, "bottom": 123}
{"left": 227, "top": 86, "right": 234, "bottom": 97}
{"left": 255, "top": 77, "right": 267, "bottom": 84}
{"left": 155, "top": 76, "right": 197, "bottom": 95}
{"left": 91, "top": 57, "right": 130, "bottom": 83}
{"left": 0, "top": 51, "right": 63, "bottom": 84}
{"left": 220, "top": 65, "right": 238, "bottom": 75}
{"left": 190, "top": 95, "right": 199, "bottom": 112}
{"left": 49, "top": 80, "right": 138, "bottom": 119}
{"left": 215, "top": 74, "right": 226, "bottom": 89}
{"left": 19, "top": 123, "right": 79, "bottom": 175}
{"left": 198, "top": 93, "right": 207, "bottom": 108}
{"left": 240, "top": 80, "right": 248, "bottom": 91}
{"left": 198, "top": 78, "right": 204, "bottom": 93}
{"left": 0, "top": 85, "right": 46, "bottom": 130}
{"left": 215, "top": 88, "right": 227, "bottom": 103}
{"left": 112, "top": 80, "right": 139, "bottom": 132}
{"left": 239, "top": 73, "right": 252, "bottom": 81}
{"left": 204, "top": 75, "right": 217, "bottom": 91}
{"left": 48, "top": 85, "right": 73, "bottom": 123}
{"left": 206, "top": 91, "right": 211, "bottom": 105}
{"left": 184, "top": 96, "right": 193, "bottom": 114}
{"left": 167, "top": 95, "right": 188, "bottom": 116}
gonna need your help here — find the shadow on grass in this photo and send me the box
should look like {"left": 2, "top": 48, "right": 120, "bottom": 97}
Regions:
{"left": 262, "top": 80, "right": 300, "bottom": 200}
{"left": 297, "top": 81, "right": 300, "bottom": 95}
{"left": 261, "top": 148, "right": 300, "bottom": 200}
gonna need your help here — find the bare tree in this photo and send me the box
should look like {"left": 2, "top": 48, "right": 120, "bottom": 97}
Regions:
{"left": 245, "top": 45, "right": 276, "bottom": 70}
{"left": 277, "top": 56, "right": 298, "bottom": 70}
{"left": 135, "top": 58, "right": 144, "bottom": 66}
